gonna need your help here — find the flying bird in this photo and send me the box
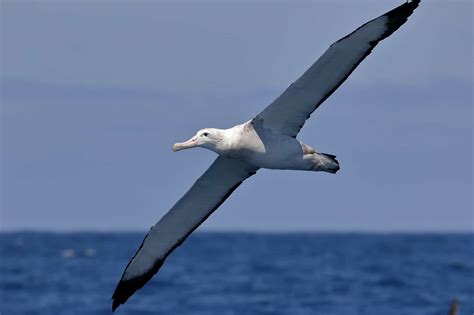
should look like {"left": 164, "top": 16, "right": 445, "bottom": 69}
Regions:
{"left": 112, "top": 0, "right": 420, "bottom": 311}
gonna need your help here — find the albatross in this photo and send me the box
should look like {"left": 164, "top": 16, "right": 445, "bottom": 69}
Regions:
{"left": 112, "top": 0, "right": 420, "bottom": 310}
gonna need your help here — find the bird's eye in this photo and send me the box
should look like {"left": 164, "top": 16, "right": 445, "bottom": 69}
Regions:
{"left": 202, "top": 132, "right": 209, "bottom": 137}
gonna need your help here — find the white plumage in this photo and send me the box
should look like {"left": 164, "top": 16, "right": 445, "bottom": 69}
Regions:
{"left": 112, "top": 1, "right": 420, "bottom": 311}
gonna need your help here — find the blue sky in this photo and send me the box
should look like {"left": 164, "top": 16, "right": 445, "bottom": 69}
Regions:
{"left": 1, "top": 1, "right": 472, "bottom": 231}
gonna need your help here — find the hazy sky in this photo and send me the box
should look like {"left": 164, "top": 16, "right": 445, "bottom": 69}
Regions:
{"left": 1, "top": 1, "right": 472, "bottom": 232}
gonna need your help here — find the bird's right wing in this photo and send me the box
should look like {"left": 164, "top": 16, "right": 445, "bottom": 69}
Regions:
{"left": 258, "top": 0, "right": 420, "bottom": 137}
{"left": 112, "top": 156, "right": 258, "bottom": 311}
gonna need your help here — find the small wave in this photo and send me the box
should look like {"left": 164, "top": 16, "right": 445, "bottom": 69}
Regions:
{"left": 13, "top": 237, "right": 24, "bottom": 247}
{"left": 61, "top": 249, "right": 76, "bottom": 258}
{"left": 375, "top": 276, "right": 407, "bottom": 288}
{"left": 447, "top": 262, "right": 471, "bottom": 272}
{"left": 84, "top": 248, "right": 97, "bottom": 257}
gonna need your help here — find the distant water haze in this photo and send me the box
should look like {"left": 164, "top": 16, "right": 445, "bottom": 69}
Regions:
{"left": 1, "top": 1, "right": 472, "bottom": 232}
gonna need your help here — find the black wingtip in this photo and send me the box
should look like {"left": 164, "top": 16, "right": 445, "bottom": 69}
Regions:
{"left": 386, "top": 0, "right": 421, "bottom": 27}
{"left": 395, "top": 0, "right": 420, "bottom": 15}
{"left": 111, "top": 280, "right": 129, "bottom": 312}
{"left": 111, "top": 257, "right": 166, "bottom": 312}
{"left": 111, "top": 276, "right": 150, "bottom": 312}
{"left": 333, "top": 0, "right": 420, "bottom": 48}
{"left": 112, "top": 300, "right": 119, "bottom": 312}
{"left": 111, "top": 276, "right": 149, "bottom": 312}
{"left": 376, "top": 0, "right": 420, "bottom": 42}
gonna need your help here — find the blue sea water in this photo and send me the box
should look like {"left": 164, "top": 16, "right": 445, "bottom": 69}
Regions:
{"left": 0, "top": 232, "right": 472, "bottom": 315}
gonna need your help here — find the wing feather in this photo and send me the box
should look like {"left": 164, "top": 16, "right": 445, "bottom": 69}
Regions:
{"left": 112, "top": 156, "right": 258, "bottom": 311}
{"left": 258, "top": 0, "right": 420, "bottom": 137}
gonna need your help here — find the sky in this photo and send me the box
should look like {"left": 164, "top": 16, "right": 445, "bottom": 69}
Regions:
{"left": 1, "top": 0, "right": 472, "bottom": 232}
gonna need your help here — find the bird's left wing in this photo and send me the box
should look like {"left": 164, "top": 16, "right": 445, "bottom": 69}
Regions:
{"left": 257, "top": 0, "right": 420, "bottom": 137}
{"left": 112, "top": 156, "right": 258, "bottom": 311}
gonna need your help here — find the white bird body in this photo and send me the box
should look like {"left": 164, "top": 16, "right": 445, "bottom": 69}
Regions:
{"left": 112, "top": 1, "right": 421, "bottom": 311}
{"left": 210, "top": 119, "right": 339, "bottom": 172}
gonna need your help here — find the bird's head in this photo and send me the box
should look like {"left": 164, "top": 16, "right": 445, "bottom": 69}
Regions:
{"left": 173, "top": 128, "right": 225, "bottom": 153}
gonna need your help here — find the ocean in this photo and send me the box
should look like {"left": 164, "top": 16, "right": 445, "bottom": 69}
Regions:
{"left": 1, "top": 232, "right": 472, "bottom": 315}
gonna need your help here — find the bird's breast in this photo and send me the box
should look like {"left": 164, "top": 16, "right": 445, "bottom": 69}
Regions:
{"left": 223, "top": 127, "right": 304, "bottom": 169}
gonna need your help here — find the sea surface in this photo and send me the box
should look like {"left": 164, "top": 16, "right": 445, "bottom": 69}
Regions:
{"left": 0, "top": 232, "right": 472, "bottom": 315}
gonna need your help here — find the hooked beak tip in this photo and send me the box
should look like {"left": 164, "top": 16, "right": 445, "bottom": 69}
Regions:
{"left": 172, "top": 143, "right": 185, "bottom": 152}
{"left": 173, "top": 138, "right": 196, "bottom": 152}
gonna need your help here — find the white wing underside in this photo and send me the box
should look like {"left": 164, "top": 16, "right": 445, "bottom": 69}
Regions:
{"left": 258, "top": 1, "right": 420, "bottom": 137}
{"left": 112, "top": 156, "right": 258, "bottom": 310}
{"left": 112, "top": 0, "right": 420, "bottom": 311}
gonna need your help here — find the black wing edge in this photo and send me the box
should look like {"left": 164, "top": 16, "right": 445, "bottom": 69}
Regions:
{"left": 291, "top": 0, "right": 420, "bottom": 136}
{"left": 111, "top": 234, "right": 164, "bottom": 312}
{"left": 334, "top": 0, "right": 420, "bottom": 46}
{"left": 111, "top": 169, "right": 257, "bottom": 312}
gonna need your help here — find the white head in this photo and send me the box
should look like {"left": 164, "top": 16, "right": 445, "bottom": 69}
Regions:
{"left": 173, "top": 128, "right": 224, "bottom": 153}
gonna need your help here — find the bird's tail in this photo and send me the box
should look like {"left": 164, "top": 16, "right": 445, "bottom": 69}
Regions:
{"left": 317, "top": 153, "right": 340, "bottom": 174}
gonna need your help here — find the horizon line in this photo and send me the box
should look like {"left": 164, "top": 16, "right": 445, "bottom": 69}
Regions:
{"left": 1, "top": 228, "right": 473, "bottom": 235}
